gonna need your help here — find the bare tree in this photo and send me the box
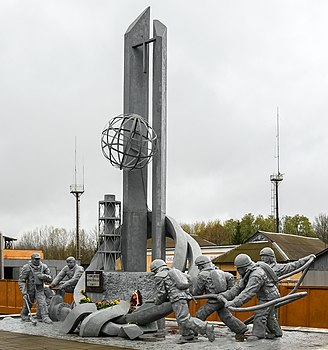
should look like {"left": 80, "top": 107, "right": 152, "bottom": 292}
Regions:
{"left": 16, "top": 226, "right": 97, "bottom": 263}
{"left": 313, "top": 213, "right": 328, "bottom": 244}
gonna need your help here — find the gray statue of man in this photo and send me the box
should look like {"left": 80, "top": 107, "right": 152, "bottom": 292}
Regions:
{"left": 193, "top": 255, "right": 250, "bottom": 341}
{"left": 259, "top": 247, "right": 315, "bottom": 277}
{"left": 18, "top": 253, "right": 53, "bottom": 324}
{"left": 220, "top": 254, "right": 282, "bottom": 341}
{"left": 150, "top": 259, "right": 215, "bottom": 344}
{"left": 49, "top": 256, "right": 84, "bottom": 297}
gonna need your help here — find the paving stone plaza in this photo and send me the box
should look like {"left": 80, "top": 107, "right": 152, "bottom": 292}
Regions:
{"left": 0, "top": 316, "right": 328, "bottom": 350}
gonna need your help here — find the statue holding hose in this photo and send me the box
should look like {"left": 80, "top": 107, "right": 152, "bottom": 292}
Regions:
{"left": 192, "top": 255, "right": 250, "bottom": 341}
{"left": 259, "top": 247, "right": 316, "bottom": 278}
{"left": 219, "top": 254, "right": 282, "bottom": 341}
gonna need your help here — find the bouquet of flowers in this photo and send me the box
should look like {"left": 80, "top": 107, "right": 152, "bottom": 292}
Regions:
{"left": 79, "top": 290, "right": 120, "bottom": 310}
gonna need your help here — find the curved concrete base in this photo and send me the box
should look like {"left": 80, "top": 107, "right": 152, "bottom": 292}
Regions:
{"left": 59, "top": 303, "right": 97, "bottom": 334}
{"left": 100, "top": 321, "right": 123, "bottom": 336}
{"left": 49, "top": 295, "right": 72, "bottom": 322}
{"left": 79, "top": 300, "right": 130, "bottom": 337}
{"left": 119, "top": 324, "right": 143, "bottom": 339}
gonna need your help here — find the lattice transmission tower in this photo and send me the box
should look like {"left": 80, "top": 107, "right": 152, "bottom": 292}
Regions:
{"left": 270, "top": 108, "right": 283, "bottom": 233}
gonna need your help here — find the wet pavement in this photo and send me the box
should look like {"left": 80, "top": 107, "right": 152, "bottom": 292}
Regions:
{"left": 0, "top": 315, "right": 328, "bottom": 350}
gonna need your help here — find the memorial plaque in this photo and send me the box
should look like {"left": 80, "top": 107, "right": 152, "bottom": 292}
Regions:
{"left": 85, "top": 271, "right": 103, "bottom": 292}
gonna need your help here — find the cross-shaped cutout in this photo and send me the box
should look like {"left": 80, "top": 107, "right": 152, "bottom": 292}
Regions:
{"left": 132, "top": 37, "right": 156, "bottom": 73}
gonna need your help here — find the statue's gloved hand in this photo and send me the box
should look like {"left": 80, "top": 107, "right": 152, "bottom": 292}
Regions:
{"left": 37, "top": 274, "right": 47, "bottom": 280}
{"left": 309, "top": 254, "right": 316, "bottom": 260}
{"left": 225, "top": 300, "right": 236, "bottom": 308}
{"left": 217, "top": 294, "right": 234, "bottom": 308}
{"left": 216, "top": 294, "right": 226, "bottom": 308}
{"left": 38, "top": 274, "right": 52, "bottom": 282}
{"left": 20, "top": 287, "right": 28, "bottom": 298}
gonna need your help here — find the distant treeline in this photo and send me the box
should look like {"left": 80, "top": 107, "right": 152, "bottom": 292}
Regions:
{"left": 16, "top": 226, "right": 98, "bottom": 264}
{"left": 14, "top": 213, "right": 328, "bottom": 263}
{"left": 181, "top": 213, "right": 328, "bottom": 245}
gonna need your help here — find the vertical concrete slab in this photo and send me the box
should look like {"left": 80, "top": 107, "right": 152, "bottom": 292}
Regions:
{"left": 122, "top": 7, "right": 150, "bottom": 272}
{"left": 152, "top": 20, "right": 167, "bottom": 261}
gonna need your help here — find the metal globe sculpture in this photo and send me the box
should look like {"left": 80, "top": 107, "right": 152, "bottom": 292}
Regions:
{"left": 101, "top": 113, "right": 157, "bottom": 171}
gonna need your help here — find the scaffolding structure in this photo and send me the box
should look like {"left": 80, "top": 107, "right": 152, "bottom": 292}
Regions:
{"left": 98, "top": 194, "right": 121, "bottom": 271}
{"left": 270, "top": 173, "right": 283, "bottom": 232}
{"left": 270, "top": 108, "right": 284, "bottom": 233}
{"left": 70, "top": 184, "right": 84, "bottom": 260}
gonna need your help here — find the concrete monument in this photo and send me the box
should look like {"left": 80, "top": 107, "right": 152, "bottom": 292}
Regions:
{"left": 52, "top": 7, "right": 203, "bottom": 339}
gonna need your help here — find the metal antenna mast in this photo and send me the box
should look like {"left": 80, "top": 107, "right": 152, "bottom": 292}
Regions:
{"left": 70, "top": 137, "right": 84, "bottom": 261}
{"left": 270, "top": 108, "right": 283, "bottom": 232}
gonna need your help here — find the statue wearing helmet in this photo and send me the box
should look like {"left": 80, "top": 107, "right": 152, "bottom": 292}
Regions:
{"left": 260, "top": 247, "right": 275, "bottom": 257}
{"left": 150, "top": 259, "right": 167, "bottom": 273}
{"left": 260, "top": 247, "right": 316, "bottom": 278}
{"left": 234, "top": 253, "right": 254, "bottom": 269}
{"left": 221, "top": 254, "right": 281, "bottom": 341}
{"left": 194, "top": 255, "right": 211, "bottom": 267}
{"left": 150, "top": 259, "right": 215, "bottom": 343}
{"left": 192, "top": 255, "right": 249, "bottom": 340}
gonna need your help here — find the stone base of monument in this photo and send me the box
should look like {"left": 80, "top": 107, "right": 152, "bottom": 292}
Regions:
{"left": 58, "top": 272, "right": 170, "bottom": 341}
{"left": 93, "top": 271, "right": 156, "bottom": 302}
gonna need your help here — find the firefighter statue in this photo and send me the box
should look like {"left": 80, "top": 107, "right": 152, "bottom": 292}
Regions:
{"left": 193, "top": 255, "right": 250, "bottom": 340}
{"left": 49, "top": 256, "right": 84, "bottom": 297}
{"left": 150, "top": 259, "right": 215, "bottom": 344}
{"left": 18, "top": 253, "right": 53, "bottom": 324}
{"left": 220, "top": 254, "right": 282, "bottom": 341}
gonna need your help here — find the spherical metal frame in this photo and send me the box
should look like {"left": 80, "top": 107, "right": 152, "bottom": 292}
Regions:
{"left": 101, "top": 113, "right": 157, "bottom": 171}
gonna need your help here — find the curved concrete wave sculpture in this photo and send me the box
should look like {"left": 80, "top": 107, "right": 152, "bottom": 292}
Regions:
{"left": 60, "top": 302, "right": 97, "bottom": 334}
{"left": 165, "top": 215, "right": 201, "bottom": 279}
{"left": 79, "top": 300, "right": 130, "bottom": 337}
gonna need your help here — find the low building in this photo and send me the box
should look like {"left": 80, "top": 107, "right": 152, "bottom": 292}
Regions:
{"left": 302, "top": 247, "right": 328, "bottom": 286}
{"left": 212, "top": 231, "right": 327, "bottom": 279}
{"left": 0, "top": 235, "right": 71, "bottom": 279}
{"left": 146, "top": 235, "right": 236, "bottom": 271}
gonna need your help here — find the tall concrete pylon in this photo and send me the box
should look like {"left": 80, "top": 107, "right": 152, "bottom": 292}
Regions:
{"left": 121, "top": 8, "right": 167, "bottom": 272}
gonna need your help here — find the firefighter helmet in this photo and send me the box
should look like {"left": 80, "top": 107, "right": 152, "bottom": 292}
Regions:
{"left": 234, "top": 254, "right": 253, "bottom": 268}
{"left": 194, "top": 255, "right": 211, "bottom": 266}
{"left": 150, "top": 259, "right": 167, "bottom": 273}
{"left": 259, "top": 247, "right": 275, "bottom": 258}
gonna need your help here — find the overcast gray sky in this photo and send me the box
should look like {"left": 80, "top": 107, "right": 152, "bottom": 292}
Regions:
{"left": 1, "top": 0, "right": 328, "bottom": 239}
